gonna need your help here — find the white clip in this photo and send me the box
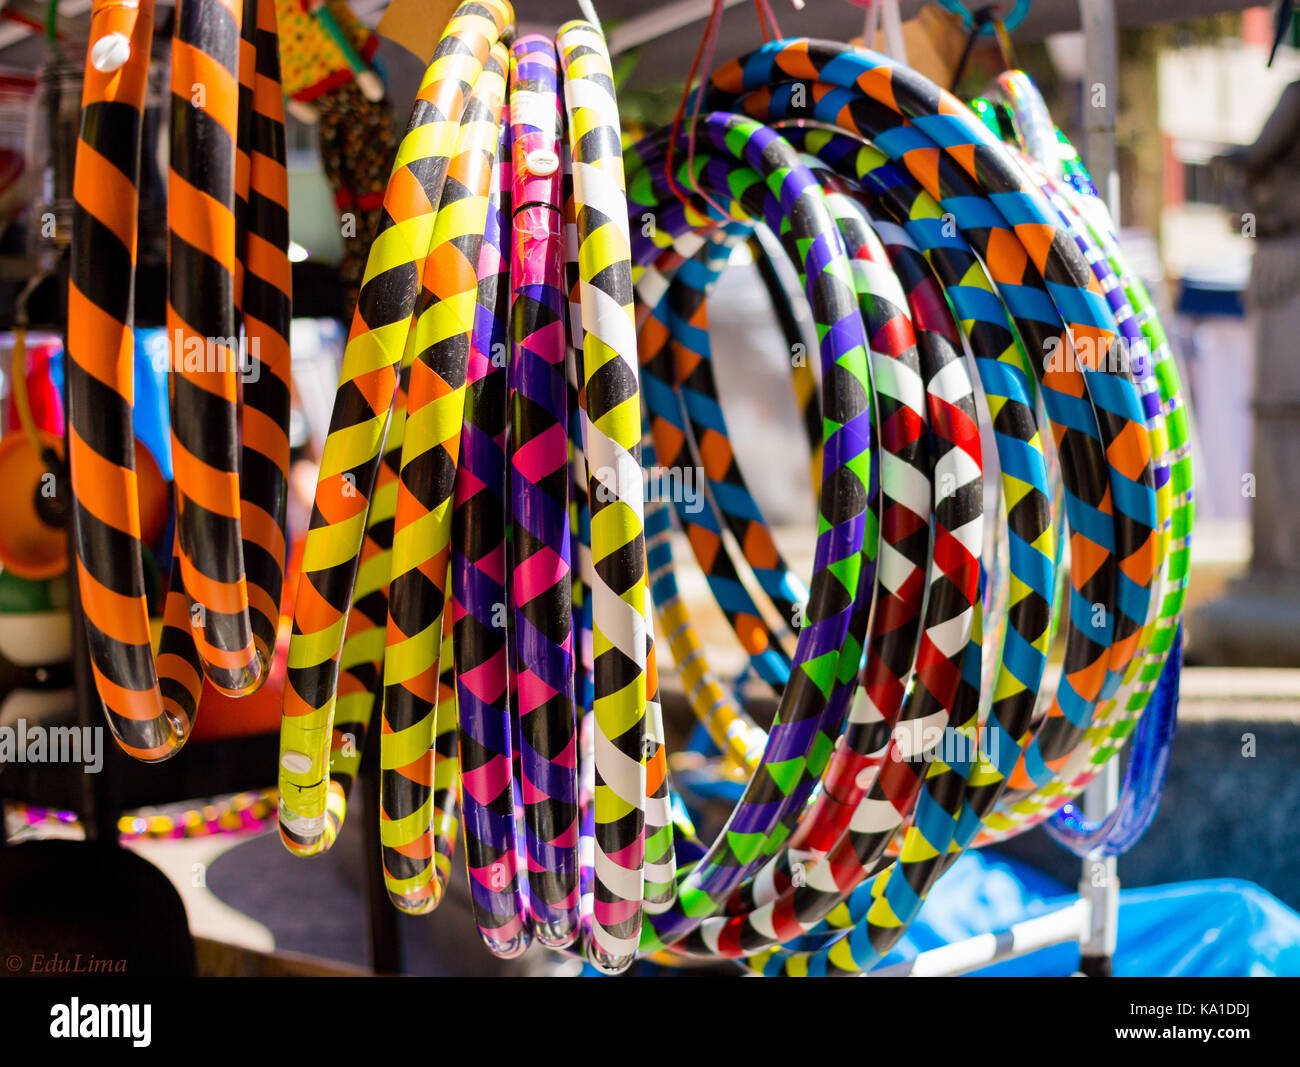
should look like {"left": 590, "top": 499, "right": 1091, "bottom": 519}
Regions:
{"left": 90, "top": 32, "right": 132, "bottom": 74}
{"left": 525, "top": 149, "right": 560, "bottom": 177}
{"left": 280, "top": 750, "right": 313, "bottom": 775}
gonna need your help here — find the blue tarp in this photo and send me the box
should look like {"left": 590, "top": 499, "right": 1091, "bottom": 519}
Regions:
{"left": 607, "top": 851, "right": 1300, "bottom": 977}
{"left": 887, "top": 849, "right": 1300, "bottom": 977}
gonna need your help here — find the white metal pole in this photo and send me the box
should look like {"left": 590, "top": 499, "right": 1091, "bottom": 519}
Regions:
{"left": 871, "top": 900, "right": 1093, "bottom": 977}
{"left": 1081, "top": 0, "right": 1121, "bottom": 217}
{"left": 1078, "top": 0, "right": 1121, "bottom": 978}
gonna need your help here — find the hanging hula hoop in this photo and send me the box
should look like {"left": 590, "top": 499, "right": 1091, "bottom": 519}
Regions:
{"left": 508, "top": 33, "right": 581, "bottom": 948}
{"left": 937, "top": 0, "right": 1031, "bottom": 34}
{"left": 595, "top": 39, "right": 1164, "bottom": 972}
{"left": 452, "top": 109, "right": 530, "bottom": 957}
{"left": 58, "top": 0, "right": 1199, "bottom": 977}
{"left": 277, "top": 0, "right": 514, "bottom": 858}
{"left": 68, "top": 0, "right": 291, "bottom": 760}
{"left": 378, "top": 39, "right": 508, "bottom": 915}
{"left": 557, "top": 18, "right": 652, "bottom": 974}
{"left": 627, "top": 111, "right": 876, "bottom": 955}
{"left": 964, "top": 76, "right": 1191, "bottom": 850}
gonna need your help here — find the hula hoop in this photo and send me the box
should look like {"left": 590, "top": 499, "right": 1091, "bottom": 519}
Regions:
{"left": 379, "top": 40, "right": 506, "bottom": 914}
{"left": 452, "top": 111, "right": 530, "bottom": 956}
{"left": 558, "top": 18, "right": 651, "bottom": 973}
{"left": 937, "top": 0, "right": 1031, "bottom": 34}
{"left": 626, "top": 112, "right": 874, "bottom": 953}
{"left": 68, "top": 0, "right": 291, "bottom": 759}
{"left": 508, "top": 34, "right": 580, "bottom": 947}
{"left": 277, "top": 0, "right": 514, "bottom": 857}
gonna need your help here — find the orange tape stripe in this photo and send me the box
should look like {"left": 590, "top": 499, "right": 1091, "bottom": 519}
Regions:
{"left": 76, "top": 559, "right": 151, "bottom": 648}
{"left": 170, "top": 40, "right": 239, "bottom": 141}
{"left": 240, "top": 498, "right": 288, "bottom": 579}
{"left": 67, "top": 284, "right": 134, "bottom": 391}
{"left": 73, "top": 141, "right": 139, "bottom": 247}
{"left": 176, "top": 552, "right": 253, "bottom": 617}
{"left": 157, "top": 650, "right": 203, "bottom": 698}
{"left": 167, "top": 169, "right": 237, "bottom": 273}
{"left": 240, "top": 321, "right": 290, "bottom": 379}
{"left": 188, "top": 632, "right": 259, "bottom": 675}
{"left": 68, "top": 427, "right": 141, "bottom": 536}
{"left": 252, "top": 69, "right": 286, "bottom": 119}
{"left": 240, "top": 403, "right": 290, "bottom": 470}
{"left": 171, "top": 432, "right": 242, "bottom": 518}
{"left": 293, "top": 571, "right": 345, "bottom": 634}
{"left": 243, "top": 233, "right": 292, "bottom": 296}
{"left": 246, "top": 580, "right": 281, "bottom": 635}
{"left": 255, "top": 0, "right": 276, "bottom": 33}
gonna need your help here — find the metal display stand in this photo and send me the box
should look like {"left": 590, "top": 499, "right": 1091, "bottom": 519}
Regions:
{"left": 2, "top": 0, "right": 1139, "bottom": 978}
{"left": 1076, "top": 0, "right": 1122, "bottom": 979}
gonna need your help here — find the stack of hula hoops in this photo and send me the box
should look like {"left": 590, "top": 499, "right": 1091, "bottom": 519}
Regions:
{"left": 66, "top": 0, "right": 1192, "bottom": 975}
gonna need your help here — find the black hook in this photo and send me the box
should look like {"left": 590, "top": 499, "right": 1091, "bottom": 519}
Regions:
{"left": 950, "top": 4, "right": 999, "bottom": 93}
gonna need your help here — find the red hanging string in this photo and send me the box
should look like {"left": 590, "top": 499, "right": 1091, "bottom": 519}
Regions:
{"left": 755, "top": 0, "right": 784, "bottom": 41}
{"left": 664, "top": 0, "right": 730, "bottom": 221}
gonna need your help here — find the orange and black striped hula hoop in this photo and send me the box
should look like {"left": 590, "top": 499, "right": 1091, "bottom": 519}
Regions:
{"left": 165, "top": 0, "right": 266, "bottom": 697}
{"left": 68, "top": 0, "right": 204, "bottom": 762}
{"left": 67, "top": 0, "right": 291, "bottom": 761}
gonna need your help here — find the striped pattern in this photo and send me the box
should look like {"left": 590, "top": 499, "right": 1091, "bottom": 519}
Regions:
{"left": 732, "top": 120, "right": 1057, "bottom": 977}
{"left": 278, "top": 0, "right": 513, "bottom": 857}
{"left": 666, "top": 241, "right": 811, "bottom": 636}
{"left": 624, "top": 110, "right": 1040, "bottom": 972}
{"left": 95, "top": 23, "right": 1186, "bottom": 975}
{"left": 789, "top": 161, "right": 933, "bottom": 865}
{"left": 639, "top": 514, "right": 676, "bottom": 911}
{"left": 167, "top": 0, "right": 263, "bottom": 696}
{"left": 636, "top": 348, "right": 767, "bottom": 776}
{"left": 558, "top": 19, "right": 650, "bottom": 973}
{"left": 380, "top": 40, "right": 506, "bottom": 913}
{"left": 626, "top": 114, "right": 873, "bottom": 954}
{"left": 237, "top": 0, "right": 292, "bottom": 676}
{"left": 68, "top": 0, "right": 290, "bottom": 763}
{"left": 452, "top": 116, "right": 531, "bottom": 956}
{"left": 708, "top": 43, "right": 1159, "bottom": 810}
{"left": 67, "top": 0, "right": 203, "bottom": 761}
{"left": 972, "top": 117, "right": 1190, "bottom": 844}
{"left": 670, "top": 161, "right": 984, "bottom": 960}
{"left": 639, "top": 232, "right": 795, "bottom": 694}
{"left": 678, "top": 41, "right": 1162, "bottom": 975}
{"left": 507, "top": 35, "right": 580, "bottom": 947}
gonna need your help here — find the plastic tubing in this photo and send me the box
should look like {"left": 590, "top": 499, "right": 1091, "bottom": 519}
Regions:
{"left": 378, "top": 39, "right": 507, "bottom": 914}
{"left": 68, "top": 0, "right": 291, "bottom": 760}
{"left": 507, "top": 34, "right": 581, "bottom": 947}
{"left": 557, "top": 18, "right": 652, "bottom": 973}
{"left": 452, "top": 111, "right": 532, "bottom": 956}
{"left": 598, "top": 41, "right": 1159, "bottom": 972}
{"left": 702, "top": 42, "right": 1160, "bottom": 812}
{"left": 625, "top": 110, "right": 875, "bottom": 954}
{"left": 166, "top": 0, "right": 264, "bottom": 696}
{"left": 239, "top": 26, "right": 1191, "bottom": 974}
{"left": 277, "top": 0, "right": 515, "bottom": 857}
